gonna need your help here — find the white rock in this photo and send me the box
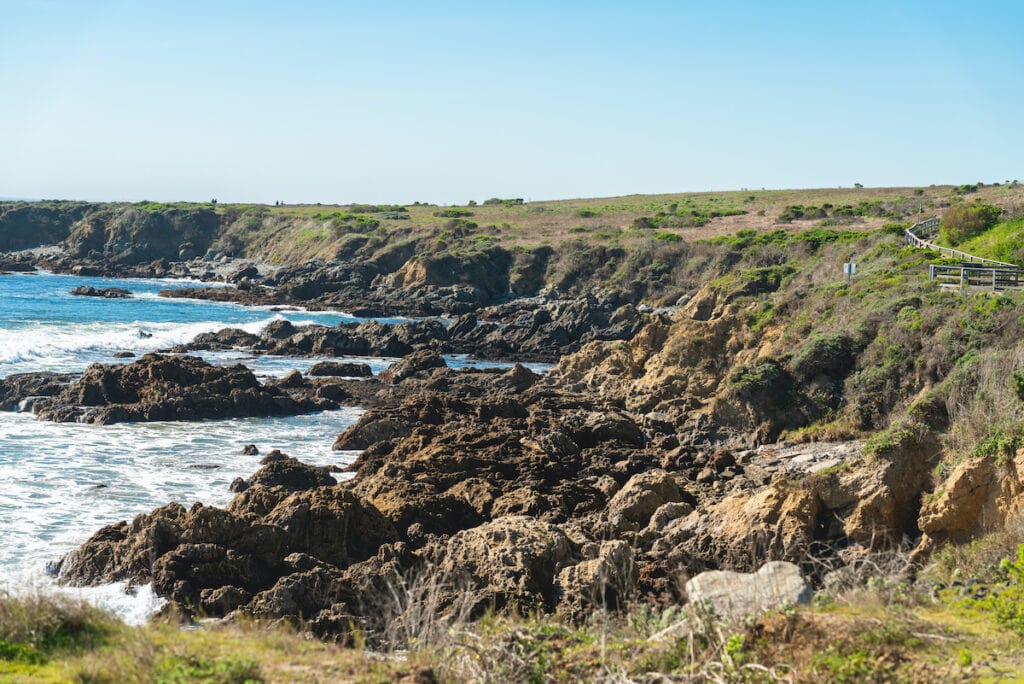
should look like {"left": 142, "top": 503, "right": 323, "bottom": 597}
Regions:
{"left": 685, "top": 561, "right": 811, "bottom": 619}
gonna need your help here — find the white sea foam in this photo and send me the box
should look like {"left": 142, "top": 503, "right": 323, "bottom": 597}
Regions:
{"left": 0, "top": 409, "right": 362, "bottom": 621}
{"left": 0, "top": 317, "right": 281, "bottom": 374}
{"left": 0, "top": 271, "right": 552, "bottom": 623}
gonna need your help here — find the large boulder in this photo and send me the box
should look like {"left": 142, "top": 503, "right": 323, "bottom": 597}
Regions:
{"left": 437, "top": 516, "right": 579, "bottom": 612}
{"left": 244, "top": 458, "right": 338, "bottom": 491}
{"left": 263, "top": 487, "right": 398, "bottom": 568}
{"left": 603, "top": 469, "right": 683, "bottom": 537}
{"left": 555, "top": 540, "right": 636, "bottom": 620}
{"left": 685, "top": 561, "right": 812, "bottom": 620}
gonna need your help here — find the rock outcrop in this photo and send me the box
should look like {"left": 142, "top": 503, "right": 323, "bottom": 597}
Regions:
{"left": 70, "top": 286, "right": 133, "bottom": 298}
{"left": 31, "top": 354, "right": 334, "bottom": 424}
{"left": 0, "top": 372, "right": 77, "bottom": 411}
{"left": 55, "top": 457, "right": 397, "bottom": 619}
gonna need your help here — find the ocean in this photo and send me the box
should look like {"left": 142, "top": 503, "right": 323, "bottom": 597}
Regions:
{"left": 0, "top": 271, "right": 548, "bottom": 622}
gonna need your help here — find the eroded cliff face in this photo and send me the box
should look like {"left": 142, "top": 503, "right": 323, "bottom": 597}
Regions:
{"left": 66, "top": 208, "right": 221, "bottom": 264}
{"left": 0, "top": 202, "right": 92, "bottom": 250}
{"left": 916, "top": 450, "right": 1024, "bottom": 553}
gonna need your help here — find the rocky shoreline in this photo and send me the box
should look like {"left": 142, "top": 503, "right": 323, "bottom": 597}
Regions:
{"left": 4, "top": 204, "right": 1024, "bottom": 650}
{"left": 29, "top": 302, "right": 936, "bottom": 635}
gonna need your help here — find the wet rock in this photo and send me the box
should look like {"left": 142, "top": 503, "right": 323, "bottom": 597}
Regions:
{"left": 32, "top": 354, "right": 332, "bottom": 424}
{"left": 0, "top": 372, "right": 77, "bottom": 412}
{"left": 56, "top": 465, "right": 395, "bottom": 621}
{"left": 308, "top": 361, "right": 373, "bottom": 378}
{"left": 259, "top": 449, "right": 288, "bottom": 464}
{"left": 241, "top": 444, "right": 259, "bottom": 456}
{"left": 277, "top": 370, "right": 306, "bottom": 388}
{"left": 70, "top": 286, "right": 133, "bottom": 298}
{"left": 333, "top": 413, "right": 413, "bottom": 451}
{"left": 246, "top": 458, "right": 337, "bottom": 491}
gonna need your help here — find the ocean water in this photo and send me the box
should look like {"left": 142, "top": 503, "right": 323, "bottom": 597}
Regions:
{"left": 0, "top": 271, "right": 549, "bottom": 622}
{"left": 0, "top": 271, "right": 399, "bottom": 375}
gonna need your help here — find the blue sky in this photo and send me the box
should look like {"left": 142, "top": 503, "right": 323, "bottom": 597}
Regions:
{"left": 2, "top": 1, "right": 1021, "bottom": 204}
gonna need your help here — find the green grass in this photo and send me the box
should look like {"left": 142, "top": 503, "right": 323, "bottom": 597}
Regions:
{"left": 954, "top": 217, "right": 1024, "bottom": 265}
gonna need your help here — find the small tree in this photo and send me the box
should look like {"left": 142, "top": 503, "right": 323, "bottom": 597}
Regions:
{"left": 941, "top": 203, "right": 1001, "bottom": 245}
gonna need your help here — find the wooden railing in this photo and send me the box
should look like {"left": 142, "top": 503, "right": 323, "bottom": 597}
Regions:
{"left": 929, "top": 264, "right": 1023, "bottom": 291}
{"left": 905, "top": 217, "right": 1016, "bottom": 268}
{"left": 905, "top": 217, "right": 1023, "bottom": 291}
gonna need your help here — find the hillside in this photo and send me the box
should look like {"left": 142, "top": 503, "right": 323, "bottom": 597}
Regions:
{"left": 4, "top": 182, "right": 1024, "bottom": 681}
{"left": 2, "top": 181, "right": 1020, "bottom": 263}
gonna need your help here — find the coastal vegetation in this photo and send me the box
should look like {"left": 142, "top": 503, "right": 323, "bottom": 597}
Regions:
{"left": 4, "top": 182, "right": 1024, "bottom": 680}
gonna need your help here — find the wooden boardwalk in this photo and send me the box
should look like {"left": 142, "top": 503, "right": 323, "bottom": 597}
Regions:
{"left": 905, "top": 217, "right": 1022, "bottom": 292}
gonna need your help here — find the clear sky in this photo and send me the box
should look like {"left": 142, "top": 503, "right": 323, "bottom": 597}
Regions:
{"left": 2, "top": 1, "right": 1022, "bottom": 204}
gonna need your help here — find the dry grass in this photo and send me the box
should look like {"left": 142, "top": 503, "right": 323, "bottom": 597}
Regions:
{"left": 942, "top": 346, "right": 1024, "bottom": 466}
{"left": 223, "top": 183, "right": 1024, "bottom": 261}
{"left": 3, "top": 562, "right": 1024, "bottom": 683}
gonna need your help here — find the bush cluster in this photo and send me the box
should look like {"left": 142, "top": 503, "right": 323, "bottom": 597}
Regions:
{"left": 940, "top": 203, "right": 1001, "bottom": 245}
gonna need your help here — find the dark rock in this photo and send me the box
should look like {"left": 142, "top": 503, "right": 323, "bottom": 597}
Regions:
{"left": 242, "top": 444, "right": 259, "bottom": 456}
{"left": 307, "top": 362, "right": 373, "bottom": 378}
{"left": 246, "top": 458, "right": 337, "bottom": 491}
{"left": 277, "top": 370, "right": 306, "bottom": 388}
{"left": 70, "top": 286, "right": 133, "bottom": 299}
{"left": 259, "top": 449, "right": 288, "bottom": 464}
{"left": 32, "top": 354, "right": 330, "bottom": 424}
{"left": 0, "top": 371, "right": 77, "bottom": 412}
{"left": 201, "top": 585, "right": 252, "bottom": 614}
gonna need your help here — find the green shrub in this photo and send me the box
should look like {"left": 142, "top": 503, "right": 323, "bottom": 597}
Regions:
{"left": 779, "top": 205, "right": 827, "bottom": 222}
{"left": 940, "top": 203, "right": 1001, "bottom": 245}
{"left": 576, "top": 209, "right": 598, "bottom": 218}
{"left": 0, "top": 639, "right": 44, "bottom": 664}
{"left": 1013, "top": 370, "right": 1024, "bottom": 403}
{"left": 153, "top": 654, "right": 263, "bottom": 683}
{"left": 727, "top": 359, "right": 789, "bottom": 398}
{"left": 790, "top": 333, "right": 856, "bottom": 382}
{"left": 433, "top": 208, "right": 475, "bottom": 218}
{"left": 973, "top": 544, "right": 1024, "bottom": 636}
